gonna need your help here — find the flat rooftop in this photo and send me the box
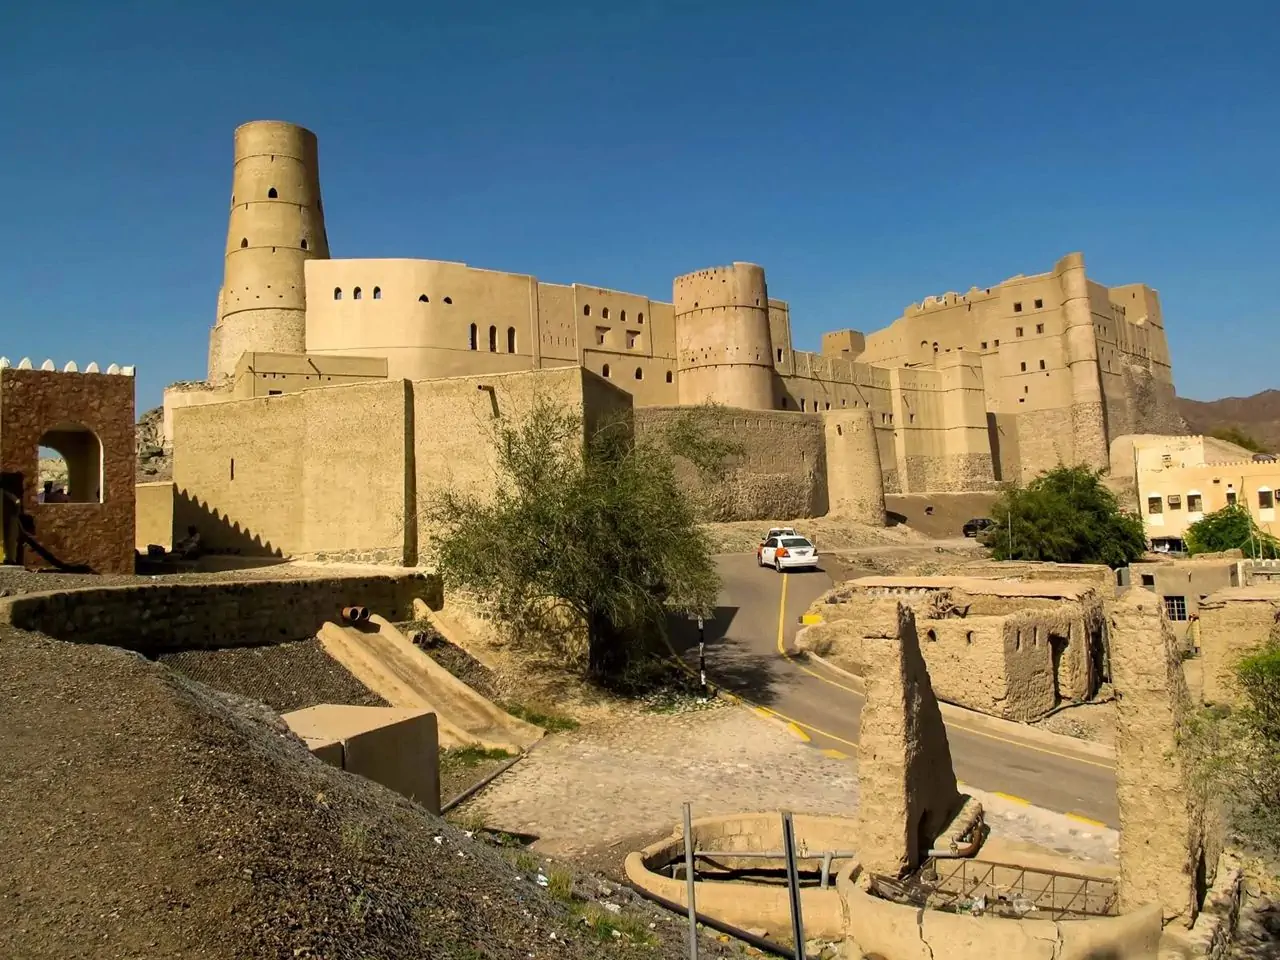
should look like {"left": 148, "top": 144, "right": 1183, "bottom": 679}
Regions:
{"left": 850, "top": 575, "right": 1093, "bottom": 600}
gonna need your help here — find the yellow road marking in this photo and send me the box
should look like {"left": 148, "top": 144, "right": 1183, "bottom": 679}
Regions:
{"left": 820, "top": 748, "right": 849, "bottom": 760}
{"left": 774, "top": 575, "right": 1114, "bottom": 771}
{"left": 787, "top": 722, "right": 812, "bottom": 743}
{"left": 1065, "top": 813, "right": 1107, "bottom": 828}
{"left": 993, "top": 792, "right": 1031, "bottom": 806}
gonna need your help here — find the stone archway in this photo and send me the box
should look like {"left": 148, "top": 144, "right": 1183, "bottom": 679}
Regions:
{"left": 37, "top": 423, "right": 103, "bottom": 503}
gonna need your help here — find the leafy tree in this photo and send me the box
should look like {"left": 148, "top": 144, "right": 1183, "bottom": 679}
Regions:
{"left": 1209, "top": 426, "right": 1265, "bottom": 453}
{"left": 1185, "top": 503, "right": 1280, "bottom": 559}
{"left": 982, "top": 464, "right": 1147, "bottom": 567}
{"left": 426, "top": 397, "right": 721, "bottom": 681}
{"left": 1185, "top": 641, "right": 1280, "bottom": 854}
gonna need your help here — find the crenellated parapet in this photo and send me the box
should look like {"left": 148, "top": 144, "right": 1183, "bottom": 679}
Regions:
{"left": 1, "top": 357, "right": 135, "bottom": 376}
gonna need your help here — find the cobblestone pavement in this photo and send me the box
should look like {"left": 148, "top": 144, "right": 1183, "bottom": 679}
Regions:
{"left": 463, "top": 707, "right": 1118, "bottom": 866}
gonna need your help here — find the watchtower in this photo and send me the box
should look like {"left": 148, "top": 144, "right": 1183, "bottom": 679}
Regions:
{"left": 207, "top": 121, "right": 330, "bottom": 381}
{"left": 673, "top": 262, "right": 775, "bottom": 410}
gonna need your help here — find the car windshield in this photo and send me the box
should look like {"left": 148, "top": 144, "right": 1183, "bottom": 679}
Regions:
{"left": 781, "top": 538, "right": 811, "bottom": 548}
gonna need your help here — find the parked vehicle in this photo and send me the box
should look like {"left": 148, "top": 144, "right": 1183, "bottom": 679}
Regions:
{"left": 962, "top": 517, "right": 994, "bottom": 538}
{"left": 758, "top": 535, "right": 819, "bottom": 572}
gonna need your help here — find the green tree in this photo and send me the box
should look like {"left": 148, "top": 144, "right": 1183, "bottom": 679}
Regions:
{"left": 1185, "top": 641, "right": 1280, "bottom": 854}
{"left": 426, "top": 397, "right": 722, "bottom": 681}
{"left": 1185, "top": 503, "right": 1280, "bottom": 559}
{"left": 1209, "top": 426, "right": 1265, "bottom": 453}
{"left": 982, "top": 464, "right": 1147, "bottom": 567}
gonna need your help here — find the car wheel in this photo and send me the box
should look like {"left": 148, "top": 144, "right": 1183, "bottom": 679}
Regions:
{"left": 775, "top": 558, "right": 784, "bottom": 573}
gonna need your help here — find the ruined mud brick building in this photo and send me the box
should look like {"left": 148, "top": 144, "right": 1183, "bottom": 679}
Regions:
{"left": 802, "top": 576, "right": 1106, "bottom": 721}
{"left": 0, "top": 359, "right": 136, "bottom": 573}
{"left": 148, "top": 119, "right": 1186, "bottom": 555}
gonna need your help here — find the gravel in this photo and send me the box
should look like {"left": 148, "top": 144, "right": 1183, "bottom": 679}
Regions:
{"left": 0, "top": 627, "right": 741, "bottom": 960}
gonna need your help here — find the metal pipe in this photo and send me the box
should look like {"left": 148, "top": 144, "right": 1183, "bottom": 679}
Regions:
{"left": 342, "top": 605, "right": 370, "bottom": 623}
{"left": 682, "top": 802, "right": 699, "bottom": 960}
{"left": 927, "top": 813, "right": 987, "bottom": 859}
{"left": 820, "top": 851, "right": 833, "bottom": 890}
{"left": 624, "top": 879, "right": 810, "bottom": 960}
{"left": 781, "top": 811, "right": 806, "bottom": 960}
{"left": 690, "top": 850, "right": 857, "bottom": 862}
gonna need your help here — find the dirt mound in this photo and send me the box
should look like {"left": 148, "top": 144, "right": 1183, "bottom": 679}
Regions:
{"left": 0, "top": 629, "right": 689, "bottom": 959}
{"left": 160, "top": 638, "right": 388, "bottom": 714}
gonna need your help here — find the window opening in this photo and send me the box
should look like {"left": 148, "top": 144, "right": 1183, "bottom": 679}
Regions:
{"left": 488, "top": 325, "right": 497, "bottom": 352}
{"left": 37, "top": 426, "right": 103, "bottom": 503}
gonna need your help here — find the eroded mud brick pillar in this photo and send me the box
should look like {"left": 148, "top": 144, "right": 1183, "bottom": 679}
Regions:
{"left": 854, "top": 599, "right": 962, "bottom": 878}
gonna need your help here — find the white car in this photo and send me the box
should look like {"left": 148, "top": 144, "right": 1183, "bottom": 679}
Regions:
{"left": 758, "top": 535, "right": 819, "bottom": 572}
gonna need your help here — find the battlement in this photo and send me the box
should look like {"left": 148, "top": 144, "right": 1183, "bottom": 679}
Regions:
{"left": 0, "top": 357, "right": 135, "bottom": 376}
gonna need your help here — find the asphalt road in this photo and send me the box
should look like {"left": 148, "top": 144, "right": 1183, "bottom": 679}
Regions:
{"left": 669, "top": 553, "right": 1120, "bottom": 827}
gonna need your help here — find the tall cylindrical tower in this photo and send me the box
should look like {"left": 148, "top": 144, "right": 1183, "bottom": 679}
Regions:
{"left": 823, "top": 408, "right": 886, "bottom": 524}
{"left": 1055, "top": 252, "right": 1108, "bottom": 470}
{"left": 207, "top": 120, "right": 330, "bottom": 381}
{"left": 673, "top": 262, "right": 775, "bottom": 409}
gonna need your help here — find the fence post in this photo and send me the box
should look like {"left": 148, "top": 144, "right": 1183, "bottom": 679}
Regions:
{"left": 781, "top": 810, "right": 806, "bottom": 960}
{"left": 683, "top": 801, "right": 698, "bottom": 960}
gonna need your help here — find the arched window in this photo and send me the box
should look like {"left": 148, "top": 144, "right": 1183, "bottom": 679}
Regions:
{"left": 602, "top": 363, "right": 611, "bottom": 378}
{"left": 334, "top": 287, "right": 343, "bottom": 300}
{"left": 353, "top": 287, "right": 362, "bottom": 300}
{"left": 634, "top": 367, "right": 643, "bottom": 380}
{"left": 665, "top": 371, "right": 673, "bottom": 383}
{"left": 620, "top": 310, "right": 627, "bottom": 322}
{"left": 507, "top": 327, "right": 516, "bottom": 353}
{"left": 372, "top": 287, "right": 382, "bottom": 300}
{"left": 637, "top": 312, "right": 644, "bottom": 324}
{"left": 37, "top": 425, "right": 103, "bottom": 504}
{"left": 443, "top": 296, "right": 453, "bottom": 305}
{"left": 240, "top": 237, "right": 248, "bottom": 248}
{"left": 583, "top": 304, "right": 591, "bottom": 317}
{"left": 419, "top": 294, "right": 429, "bottom": 302}
{"left": 469, "top": 324, "right": 477, "bottom": 350}
{"left": 267, "top": 187, "right": 278, "bottom": 199}
{"left": 488, "top": 325, "right": 497, "bottom": 352}
{"left": 801, "top": 399, "right": 807, "bottom": 411}
{"left": 301, "top": 239, "right": 308, "bottom": 250}
{"left": 602, "top": 307, "right": 610, "bottom": 320}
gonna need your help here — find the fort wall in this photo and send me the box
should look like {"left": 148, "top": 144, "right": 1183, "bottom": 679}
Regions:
{"left": 172, "top": 367, "right": 625, "bottom": 564}
{"left": 1197, "top": 585, "right": 1280, "bottom": 706}
{"left": 673, "top": 263, "right": 775, "bottom": 409}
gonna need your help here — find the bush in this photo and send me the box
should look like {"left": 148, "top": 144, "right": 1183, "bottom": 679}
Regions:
{"left": 1185, "top": 503, "right": 1280, "bottom": 559}
{"left": 426, "top": 397, "right": 721, "bottom": 683}
{"left": 982, "top": 464, "right": 1147, "bottom": 567}
{"left": 1185, "top": 641, "right": 1280, "bottom": 854}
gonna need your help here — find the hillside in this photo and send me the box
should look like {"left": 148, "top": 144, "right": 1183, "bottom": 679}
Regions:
{"left": 1177, "top": 390, "right": 1280, "bottom": 454}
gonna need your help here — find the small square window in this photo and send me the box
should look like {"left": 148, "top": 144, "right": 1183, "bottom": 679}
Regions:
{"left": 1147, "top": 496, "right": 1163, "bottom": 515}
{"left": 1261, "top": 489, "right": 1275, "bottom": 510}
{"left": 1034, "top": 299, "right": 1044, "bottom": 309}
{"left": 1187, "top": 493, "right": 1203, "bottom": 512}
{"left": 1035, "top": 323, "right": 1044, "bottom": 334}
{"left": 1020, "top": 361, "right": 1027, "bottom": 372}
{"left": 980, "top": 341, "right": 988, "bottom": 350}
{"left": 1014, "top": 302, "right": 1023, "bottom": 313}
{"left": 994, "top": 339, "right": 1000, "bottom": 347}
{"left": 1227, "top": 491, "right": 1238, "bottom": 506}
{"left": 1039, "top": 360, "right": 1046, "bottom": 370}
{"left": 1140, "top": 574, "right": 1155, "bottom": 587}
{"left": 1015, "top": 326, "right": 1024, "bottom": 337}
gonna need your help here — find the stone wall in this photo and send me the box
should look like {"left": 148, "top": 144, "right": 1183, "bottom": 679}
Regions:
{"left": 0, "top": 367, "right": 136, "bottom": 574}
{"left": 634, "top": 405, "right": 827, "bottom": 521}
{"left": 0, "top": 573, "right": 442, "bottom": 657}
{"left": 135, "top": 480, "right": 176, "bottom": 550}
{"left": 1197, "top": 586, "right": 1280, "bottom": 706}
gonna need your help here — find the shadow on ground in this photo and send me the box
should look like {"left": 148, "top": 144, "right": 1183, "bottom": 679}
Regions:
{"left": 664, "top": 604, "right": 792, "bottom": 708}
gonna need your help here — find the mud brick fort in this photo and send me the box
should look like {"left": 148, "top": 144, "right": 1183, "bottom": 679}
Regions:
{"left": 129, "top": 118, "right": 1187, "bottom": 563}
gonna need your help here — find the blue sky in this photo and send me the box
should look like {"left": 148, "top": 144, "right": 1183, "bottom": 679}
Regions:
{"left": 3, "top": 1, "right": 1277, "bottom": 410}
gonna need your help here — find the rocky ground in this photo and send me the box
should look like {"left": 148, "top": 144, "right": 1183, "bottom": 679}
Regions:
{"left": 1030, "top": 698, "right": 1117, "bottom": 747}
{"left": 0, "top": 627, "right": 749, "bottom": 960}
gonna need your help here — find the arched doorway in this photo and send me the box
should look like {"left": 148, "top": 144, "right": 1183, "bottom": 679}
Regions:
{"left": 37, "top": 424, "right": 103, "bottom": 503}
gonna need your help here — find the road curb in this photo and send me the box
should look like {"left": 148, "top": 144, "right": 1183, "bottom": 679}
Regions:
{"left": 806, "top": 651, "right": 1116, "bottom": 766}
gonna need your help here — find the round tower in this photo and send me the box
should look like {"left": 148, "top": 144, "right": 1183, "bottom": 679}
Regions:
{"left": 823, "top": 407, "right": 886, "bottom": 524}
{"left": 207, "top": 121, "right": 330, "bottom": 381}
{"left": 1055, "top": 251, "right": 1108, "bottom": 470}
{"left": 673, "top": 262, "right": 775, "bottom": 409}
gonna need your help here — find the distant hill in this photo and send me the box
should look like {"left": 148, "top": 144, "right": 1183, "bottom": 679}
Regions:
{"left": 1177, "top": 390, "right": 1280, "bottom": 454}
